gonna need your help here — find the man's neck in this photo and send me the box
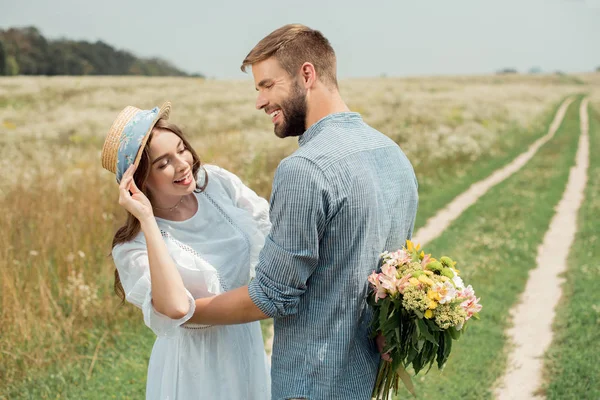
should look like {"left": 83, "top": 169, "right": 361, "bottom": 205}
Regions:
{"left": 305, "top": 87, "right": 350, "bottom": 129}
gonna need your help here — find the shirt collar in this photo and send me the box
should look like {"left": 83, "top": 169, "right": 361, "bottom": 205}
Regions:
{"left": 298, "top": 112, "right": 363, "bottom": 146}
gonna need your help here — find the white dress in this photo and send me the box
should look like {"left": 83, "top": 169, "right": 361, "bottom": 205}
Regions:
{"left": 112, "top": 165, "right": 272, "bottom": 400}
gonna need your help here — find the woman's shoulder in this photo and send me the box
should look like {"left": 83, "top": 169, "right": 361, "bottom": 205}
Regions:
{"left": 111, "top": 232, "right": 146, "bottom": 258}
{"left": 202, "top": 164, "right": 244, "bottom": 197}
{"left": 204, "top": 164, "right": 241, "bottom": 184}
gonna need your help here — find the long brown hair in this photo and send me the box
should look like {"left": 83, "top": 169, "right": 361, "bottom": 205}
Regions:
{"left": 111, "top": 119, "right": 207, "bottom": 302}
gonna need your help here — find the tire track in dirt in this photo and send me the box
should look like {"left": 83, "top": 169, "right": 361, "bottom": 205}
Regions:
{"left": 494, "top": 98, "right": 589, "bottom": 400}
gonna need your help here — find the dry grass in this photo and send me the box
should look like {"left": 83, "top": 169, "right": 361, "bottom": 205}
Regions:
{"left": 0, "top": 73, "right": 595, "bottom": 388}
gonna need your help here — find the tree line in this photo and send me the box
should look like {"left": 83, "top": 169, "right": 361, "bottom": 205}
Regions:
{"left": 0, "top": 26, "right": 202, "bottom": 77}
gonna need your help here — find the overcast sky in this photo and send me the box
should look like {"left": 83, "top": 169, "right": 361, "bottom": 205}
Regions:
{"left": 1, "top": 0, "right": 598, "bottom": 79}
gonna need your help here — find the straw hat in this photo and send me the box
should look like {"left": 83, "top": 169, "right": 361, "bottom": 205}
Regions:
{"left": 101, "top": 102, "right": 171, "bottom": 182}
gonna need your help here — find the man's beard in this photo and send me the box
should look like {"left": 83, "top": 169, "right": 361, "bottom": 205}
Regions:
{"left": 275, "top": 82, "right": 307, "bottom": 138}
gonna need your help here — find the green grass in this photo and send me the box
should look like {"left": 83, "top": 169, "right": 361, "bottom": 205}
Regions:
{"left": 392, "top": 96, "right": 585, "bottom": 399}
{"left": 413, "top": 97, "right": 572, "bottom": 229}
{"left": 541, "top": 103, "right": 600, "bottom": 399}
{"left": 1, "top": 318, "right": 151, "bottom": 399}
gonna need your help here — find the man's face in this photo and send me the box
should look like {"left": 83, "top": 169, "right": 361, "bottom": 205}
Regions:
{"left": 251, "top": 58, "right": 308, "bottom": 138}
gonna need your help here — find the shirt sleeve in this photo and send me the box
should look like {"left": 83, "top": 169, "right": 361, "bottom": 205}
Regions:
{"left": 248, "top": 156, "right": 331, "bottom": 318}
{"left": 206, "top": 164, "right": 271, "bottom": 237}
{"left": 112, "top": 239, "right": 196, "bottom": 337}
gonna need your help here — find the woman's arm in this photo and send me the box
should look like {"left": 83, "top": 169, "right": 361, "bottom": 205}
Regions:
{"left": 119, "top": 164, "right": 190, "bottom": 319}
{"left": 187, "top": 286, "right": 269, "bottom": 325}
{"left": 139, "top": 217, "right": 191, "bottom": 319}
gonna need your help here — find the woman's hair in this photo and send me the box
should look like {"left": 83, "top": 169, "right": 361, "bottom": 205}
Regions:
{"left": 111, "top": 119, "right": 207, "bottom": 302}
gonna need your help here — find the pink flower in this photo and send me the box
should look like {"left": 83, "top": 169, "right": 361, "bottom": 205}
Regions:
{"left": 368, "top": 271, "right": 380, "bottom": 287}
{"left": 396, "top": 274, "right": 412, "bottom": 293}
{"left": 457, "top": 285, "right": 475, "bottom": 300}
{"left": 381, "top": 262, "right": 398, "bottom": 279}
{"left": 461, "top": 295, "right": 482, "bottom": 319}
{"left": 379, "top": 274, "right": 399, "bottom": 296}
{"left": 368, "top": 272, "right": 388, "bottom": 302}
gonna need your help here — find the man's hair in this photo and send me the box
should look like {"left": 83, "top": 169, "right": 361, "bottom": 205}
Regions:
{"left": 241, "top": 24, "right": 338, "bottom": 88}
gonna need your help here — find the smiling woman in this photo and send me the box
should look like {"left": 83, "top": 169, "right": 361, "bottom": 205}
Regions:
{"left": 100, "top": 102, "right": 272, "bottom": 399}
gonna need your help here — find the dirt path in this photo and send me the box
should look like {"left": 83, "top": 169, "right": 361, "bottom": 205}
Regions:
{"left": 412, "top": 97, "right": 574, "bottom": 247}
{"left": 494, "top": 98, "right": 589, "bottom": 399}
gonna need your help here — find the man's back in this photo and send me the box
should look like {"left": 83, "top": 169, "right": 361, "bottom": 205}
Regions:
{"left": 249, "top": 112, "right": 418, "bottom": 400}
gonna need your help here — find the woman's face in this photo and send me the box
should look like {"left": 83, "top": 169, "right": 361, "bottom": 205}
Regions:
{"left": 145, "top": 128, "right": 196, "bottom": 201}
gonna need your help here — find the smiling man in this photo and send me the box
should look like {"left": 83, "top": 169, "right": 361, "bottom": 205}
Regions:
{"left": 188, "top": 24, "right": 419, "bottom": 400}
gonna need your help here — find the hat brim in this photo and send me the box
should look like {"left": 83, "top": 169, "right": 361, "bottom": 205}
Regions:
{"left": 132, "top": 102, "right": 171, "bottom": 171}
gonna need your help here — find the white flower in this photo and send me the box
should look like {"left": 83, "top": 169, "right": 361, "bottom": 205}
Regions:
{"left": 452, "top": 275, "right": 465, "bottom": 289}
{"left": 433, "top": 281, "right": 457, "bottom": 304}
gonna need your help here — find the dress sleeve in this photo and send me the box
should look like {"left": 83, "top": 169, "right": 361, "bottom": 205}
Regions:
{"left": 205, "top": 164, "right": 271, "bottom": 237}
{"left": 112, "top": 239, "right": 196, "bottom": 337}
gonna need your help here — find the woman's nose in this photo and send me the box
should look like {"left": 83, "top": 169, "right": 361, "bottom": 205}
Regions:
{"left": 175, "top": 154, "right": 189, "bottom": 170}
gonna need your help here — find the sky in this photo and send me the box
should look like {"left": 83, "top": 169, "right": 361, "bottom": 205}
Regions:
{"left": 0, "top": 0, "right": 598, "bottom": 79}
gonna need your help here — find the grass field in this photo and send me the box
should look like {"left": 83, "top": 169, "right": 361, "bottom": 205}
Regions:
{"left": 1, "top": 73, "right": 598, "bottom": 399}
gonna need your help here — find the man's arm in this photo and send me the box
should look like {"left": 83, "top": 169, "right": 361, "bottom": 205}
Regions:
{"left": 187, "top": 286, "right": 269, "bottom": 325}
{"left": 188, "top": 157, "right": 328, "bottom": 325}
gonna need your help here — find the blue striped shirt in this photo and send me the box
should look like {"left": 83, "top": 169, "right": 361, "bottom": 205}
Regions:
{"left": 248, "top": 112, "right": 418, "bottom": 400}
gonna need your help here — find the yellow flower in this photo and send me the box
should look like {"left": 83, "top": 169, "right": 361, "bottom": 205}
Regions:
{"left": 406, "top": 240, "right": 421, "bottom": 252}
{"left": 428, "top": 300, "right": 438, "bottom": 309}
{"left": 409, "top": 278, "right": 420, "bottom": 286}
{"left": 424, "top": 309, "right": 433, "bottom": 319}
{"left": 441, "top": 276, "right": 450, "bottom": 282}
{"left": 423, "top": 270, "right": 434, "bottom": 276}
{"left": 428, "top": 289, "right": 441, "bottom": 301}
{"left": 418, "top": 275, "right": 434, "bottom": 286}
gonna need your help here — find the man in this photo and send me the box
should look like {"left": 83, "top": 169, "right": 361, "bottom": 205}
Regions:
{"left": 189, "top": 24, "right": 418, "bottom": 400}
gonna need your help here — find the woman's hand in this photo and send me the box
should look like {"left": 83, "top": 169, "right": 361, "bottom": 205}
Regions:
{"left": 118, "top": 165, "right": 154, "bottom": 222}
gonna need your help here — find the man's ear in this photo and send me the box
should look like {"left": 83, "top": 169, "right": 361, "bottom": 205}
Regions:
{"left": 300, "top": 62, "right": 317, "bottom": 89}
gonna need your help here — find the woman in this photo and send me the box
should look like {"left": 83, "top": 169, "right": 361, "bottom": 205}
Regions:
{"left": 101, "top": 102, "right": 271, "bottom": 399}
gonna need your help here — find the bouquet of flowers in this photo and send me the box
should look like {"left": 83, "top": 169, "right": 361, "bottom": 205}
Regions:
{"left": 368, "top": 240, "right": 482, "bottom": 399}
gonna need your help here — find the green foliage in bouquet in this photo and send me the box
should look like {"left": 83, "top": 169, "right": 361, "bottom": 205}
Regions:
{"left": 367, "top": 241, "right": 481, "bottom": 399}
